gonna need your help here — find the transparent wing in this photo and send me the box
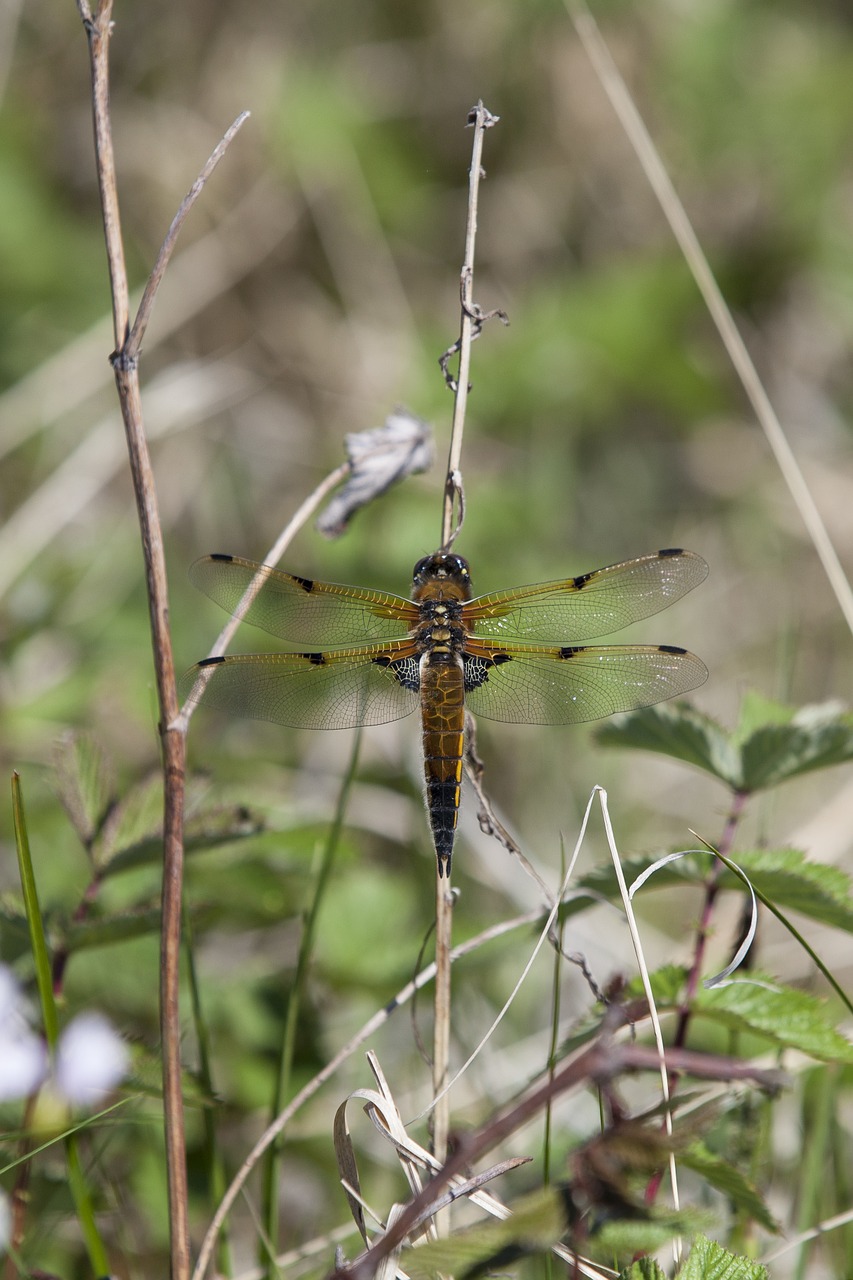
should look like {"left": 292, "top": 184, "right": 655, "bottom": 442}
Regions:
{"left": 181, "top": 642, "right": 421, "bottom": 730}
{"left": 189, "top": 554, "right": 417, "bottom": 646}
{"left": 463, "top": 639, "right": 708, "bottom": 725}
{"left": 464, "top": 549, "right": 708, "bottom": 643}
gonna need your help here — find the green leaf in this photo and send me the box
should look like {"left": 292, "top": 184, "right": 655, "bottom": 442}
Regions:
{"left": 721, "top": 848, "right": 853, "bottom": 934}
{"left": 92, "top": 773, "right": 163, "bottom": 873}
{"left": 620, "top": 1260, "right": 668, "bottom": 1280}
{"left": 595, "top": 1212, "right": 706, "bottom": 1260}
{"left": 595, "top": 702, "right": 741, "bottom": 787}
{"left": 733, "top": 690, "right": 794, "bottom": 743}
{"left": 682, "top": 1142, "right": 779, "bottom": 1233}
{"left": 595, "top": 696, "right": 853, "bottom": 795}
{"left": 678, "top": 1233, "right": 767, "bottom": 1279}
{"left": 738, "top": 701, "right": 853, "bottom": 791}
{"left": 695, "top": 975, "right": 853, "bottom": 1064}
{"left": 402, "top": 1188, "right": 564, "bottom": 1280}
{"left": 53, "top": 731, "right": 114, "bottom": 852}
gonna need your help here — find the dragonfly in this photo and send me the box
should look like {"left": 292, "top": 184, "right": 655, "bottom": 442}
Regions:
{"left": 184, "top": 547, "right": 708, "bottom": 876}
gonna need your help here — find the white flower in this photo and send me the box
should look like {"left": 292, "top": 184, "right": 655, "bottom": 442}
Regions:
{"left": 55, "top": 1012, "right": 128, "bottom": 1107}
{"left": 0, "top": 969, "right": 47, "bottom": 1102}
{"left": 0, "top": 967, "right": 127, "bottom": 1110}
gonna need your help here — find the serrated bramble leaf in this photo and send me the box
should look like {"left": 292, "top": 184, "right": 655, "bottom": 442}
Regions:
{"left": 678, "top": 1233, "right": 767, "bottom": 1279}
{"left": 595, "top": 702, "right": 740, "bottom": 786}
{"left": 620, "top": 1260, "right": 668, "bottom": 1280}
{"left": 739, "top": 702, "right": 853, "bottom": 791}
{"left": 682, "top": 1142, "right": 779, "bottom": 1233}
{"left": 720, "top": 849, "right": 853, "bottom": 934}
{"left": 93, "top": 773, "right": 163, "bottom": 873}
{"left": 53, "top": 731, "right": 114, "bottom": 851}
{"left": 696, "top": 975, "right": 853, "bottom": 1064}
{"left": 620, "top": 1261, "right": 668, "bottom": 1280}
{"left": 594, "top": 1213, "right": 708, "bottom": 1261}
{"left": 733, "top": 691, "right": 794, "bottom": 744}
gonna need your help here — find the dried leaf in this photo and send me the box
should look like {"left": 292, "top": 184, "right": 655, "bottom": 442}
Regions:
{"left": 316, "top": 409, "right": 434, "bottom": 537}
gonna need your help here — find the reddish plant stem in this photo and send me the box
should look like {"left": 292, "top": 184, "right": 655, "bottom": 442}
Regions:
{"left": 644, "top": 788, "right": 750, "bottom": 1207}
{"left": 674, "top": 789, "right": 749, "bottom": 1047}
{"left": 76, "top": 3, "right": 190, "bottom": 1275}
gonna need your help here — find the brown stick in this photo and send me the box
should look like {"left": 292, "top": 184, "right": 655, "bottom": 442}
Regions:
{"left": 76, "top": 5, "right": 248, "bottom": 1276}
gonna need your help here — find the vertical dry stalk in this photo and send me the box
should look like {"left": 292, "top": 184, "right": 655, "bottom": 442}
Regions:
{"left": 76, "top": 4, "right": 247, "bottom": 1275}
{"left": 432, "top": 102, "right": 500, "bottom": 1195}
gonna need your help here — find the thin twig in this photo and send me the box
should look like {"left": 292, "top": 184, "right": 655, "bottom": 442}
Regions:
{"left": 175, "top": 461, "right": 351, "bottom": 730}
{"left": 439, "top": 101, "right": 500, "bottom": 552}
{"left": 565, "top": 0, "right": 853, "bottom": 638}
{"left": 127, "top": 111, "right": 251, "bottom": 361}
{"left": 430, "top": 100, "right": 499, "bottom": 1220}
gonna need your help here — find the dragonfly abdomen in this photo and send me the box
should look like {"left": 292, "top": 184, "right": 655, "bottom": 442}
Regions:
{"left": 419, "top": 652, "right": 466, "bottom": 877}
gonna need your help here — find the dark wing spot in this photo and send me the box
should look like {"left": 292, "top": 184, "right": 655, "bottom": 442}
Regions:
{"left": 559, "top": 646, "right": 584, "bottom": 659}
{"left": 659, "top": 547, "right": 683, "bottom": 557}
{"left": 572, "top": 572, "right": 593, "bottom": 589}
{"left": 210, "top": 552, "right": 234, "bottom": 563}
{"left": 199, "top": 656, "right": 226, "bottom": 667}
{"left": 374, "top": 654, "right": 419, "bottom": 691}
{"left": 463, "top": 650, "right": 511, "bottom": 692}
{"left": 658, "top": 644, "right": 687, "bottom": 655}
{"left": 292, "top": 574, "right": 315, "bottom": 593}
{"left": 304, "top": 651, "right": 326, "bottom": 665}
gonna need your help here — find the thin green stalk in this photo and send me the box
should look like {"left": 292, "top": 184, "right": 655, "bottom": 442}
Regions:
{"left": 12, "top": 773, "right": 58, "bottom": 1048}
{"left": 66, "top": 1134, "right": 110, "bottom": 1274}
{"left": 11, "top": 772, "right": 110, "bottom": 1274}
{"left": 794, "top": 1067, "right": 836, "bottom": 1280}
{"left": 260, "top": 731, "right": 362, "bottom": 1277}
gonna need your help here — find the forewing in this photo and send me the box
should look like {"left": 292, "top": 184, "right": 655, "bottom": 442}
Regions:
{"left": 463, "top": 639, "right": 708, "bottom": 725}
{"left": 182, "top": 642, "right": 421, "bottom": 729}
{"left": 189, "top": 554, "right": 416, "bottom": 645}
{"left": 465, "top": 549, "right": 708, "bottom": 643}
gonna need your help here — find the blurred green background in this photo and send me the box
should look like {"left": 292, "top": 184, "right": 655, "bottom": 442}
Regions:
{"left": 2, "top": 0, "right": 853, "bottom": 1272}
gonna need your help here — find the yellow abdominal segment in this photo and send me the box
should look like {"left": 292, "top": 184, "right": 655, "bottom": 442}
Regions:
{"left": 420, "top": 656, "right": 465, "bottom": 876}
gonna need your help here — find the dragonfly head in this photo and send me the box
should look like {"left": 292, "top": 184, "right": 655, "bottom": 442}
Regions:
{"left": 412, "top": 552, "right": 472, "bottom": 599}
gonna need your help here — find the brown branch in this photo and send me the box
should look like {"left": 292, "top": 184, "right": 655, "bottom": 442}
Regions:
{"left": 76, "top": 6, "right": 247, "bottom": 1276}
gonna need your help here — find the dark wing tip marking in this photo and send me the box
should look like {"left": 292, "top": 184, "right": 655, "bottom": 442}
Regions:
{"left": 572, "top": 571, "right": 593, "bottom": 589}
{"left": 658, "top": 547, "right": 684, "bottom": 557}
{"left": 198, "top": 656, "right": 226, "bottom": 667}
{"left": 209, "top": 553, "right": 234, "bottom": 562}
{"left": 658, "top": 644, "right": 687, "bottom": 654}
{"left": 292, "top": 573, "right": 315, "bottom": 593}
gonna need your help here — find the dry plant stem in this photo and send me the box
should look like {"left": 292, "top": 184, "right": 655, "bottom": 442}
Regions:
{"left": 431, "top": 878, "right": 452, "bottom": 1177}
{"left": 429, "top": 101, "right": 498, "bottom": 1205}
{"left": 566, "top": 0, "right": 853, "bottom": 637}
{"left": 175, "top": 461, "right": 351, "bottom": 728}
{"left": 76, "top": 7, "right": 248, "bottom": 1276}
{"left": 440, "top": 101, "right": 498, "bottom": 552}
